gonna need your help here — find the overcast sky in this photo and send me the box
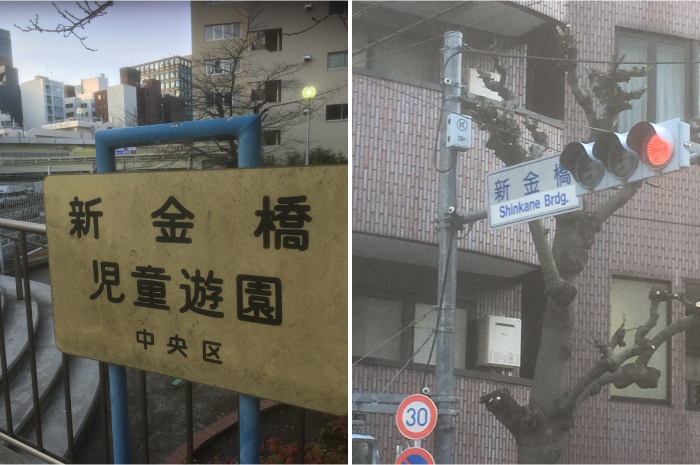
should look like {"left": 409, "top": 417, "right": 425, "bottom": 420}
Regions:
{"left": 0, "top": 1, "right": 192, "bottom": 87}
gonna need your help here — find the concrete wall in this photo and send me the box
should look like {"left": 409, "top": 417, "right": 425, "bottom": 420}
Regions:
{"left": 190, "top": 1, "right": 348, "bottom": 157}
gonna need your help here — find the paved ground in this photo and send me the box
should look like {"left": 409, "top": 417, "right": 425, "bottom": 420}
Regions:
{"left": 27, "top": 264, "right": 330, "bottom": 464}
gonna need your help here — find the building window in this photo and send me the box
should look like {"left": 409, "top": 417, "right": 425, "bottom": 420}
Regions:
{"left": 525, "top": 24, "right": 565, "bottom": 120}
{"left": 609, "top": 277, "right": 671, "bottom": 402}
{"left": 45, "top": 85, "right": 51, "bottom": 93}
{"left": 251, "top": 80, "right": 281, "bottom": 103}
{"left": 205, "top": 23, "right": 241, "bottom": 41}
{"left": 47, "top": 106, "right": 53, "bottom": 114}
{"left": 66, "top": 112, "right": 74, "bottom": 118}
{"left": 326, "top": 103, "right": 348, "bottom": 121}
{"left": 262, "top": 129, "right": 281, "bottom": 146}
{"left": 352, "top": 297, "right": 403, "bottom": 361}
{"left": 53, "top": 96, "right": 62, "bottom": 103}
{"left": 206, "top": 92, "right": 240, "bottom": 109}
{"left": 327, "top": 51, "right": 348, "bottom": 70}
{"left": 328, "top": 1, "right": 348, "bottom": 16}
{"left": 81, "top": 103, "right": 88, "bottom": 108}
{"left": 684, "top": 281, "right": 700, "bottom": 410}
{"left": 352, "top": 296, "right": 476, "bottom": 368}
{"left": 48, "top": 116, "right": 53, "bottom": 122}
{"left": 65, "top": 103, "right": 73, "bottom": 109}
{"left": 251, "top": 29, "right": 282, "bottom": 52}
{"left": 53, "top": 86, "right": 62, "bottom": 92}
{"left": 54, "top": 107, "right": 63, "bottom": 114}
{"left": 206, "top": 59, "right": 242, "bottom": 75}
{"left": 617, "top": 28, "right": 691, "bottom": 132}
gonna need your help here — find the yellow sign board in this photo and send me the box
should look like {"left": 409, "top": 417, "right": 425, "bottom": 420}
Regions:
{"left": 44, "top": 166, "right": 347, "bottom": 415}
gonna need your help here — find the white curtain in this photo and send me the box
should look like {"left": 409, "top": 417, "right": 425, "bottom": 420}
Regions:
{"left": 617, "top": 35, "right": 648, "bottom": 132}
{"left": 656, "top": 42, "right": 686, "bottom": 123}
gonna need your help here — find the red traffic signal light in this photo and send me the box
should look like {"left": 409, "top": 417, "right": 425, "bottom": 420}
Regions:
{"left": 562, "top": 118, "right": 690, "bottom": 196}
{"left": 627, "top": 122, "right": 676, "bottom": 170}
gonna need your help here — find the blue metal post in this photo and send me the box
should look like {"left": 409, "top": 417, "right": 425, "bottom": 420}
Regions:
{"left": 109, "top": 364, "right": 131, "bottom": 464}
{"left": 94, "top": 115, "right": 262, "bottom": 465}
{"left": 239, "top": 394, "right": 261, "bottom": 463}
{"left": 236, "top": 119, "right": 261, "bottom": 465}
{"left": 96, "top": 125, "right": 130, "bottom": 465}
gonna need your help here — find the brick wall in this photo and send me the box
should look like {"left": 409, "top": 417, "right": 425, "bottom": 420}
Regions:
{"left": 353, "top": 2, "right": 700, "bottom": 462}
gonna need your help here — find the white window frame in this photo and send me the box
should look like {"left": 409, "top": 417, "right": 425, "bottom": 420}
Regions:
{"left": 205, "top": 23, "right": 241, "bottom": 41}
{"left": 327, "top": 51, "right": 348, "bottom": 70}
{"left": 205, "top": 59, "right": 242, "bottom": 75}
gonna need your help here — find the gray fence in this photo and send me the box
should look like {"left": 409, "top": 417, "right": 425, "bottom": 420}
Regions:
{"left": 0, "top": 181, "right": 47, "bottom": 275}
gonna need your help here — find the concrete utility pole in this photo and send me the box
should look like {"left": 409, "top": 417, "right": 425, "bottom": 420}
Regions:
{"left": 433, "top": 30, "right": 462, "bottom": 465}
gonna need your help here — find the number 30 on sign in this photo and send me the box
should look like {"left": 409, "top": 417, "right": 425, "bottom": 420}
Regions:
{"left": 396, "top": 394, "right": 438, "bottom": 439}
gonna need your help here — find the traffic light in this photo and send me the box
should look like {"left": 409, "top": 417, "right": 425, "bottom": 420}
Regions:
{"left": 560, "top": 118, "right": 690, "bottom": 195}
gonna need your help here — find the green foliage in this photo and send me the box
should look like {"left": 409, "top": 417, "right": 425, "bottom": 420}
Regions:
{"left": 260, "top": 414, "right": 348, "bottom": 464}
{"left": 285, "top": 147, "right": 347, "bottom": 166}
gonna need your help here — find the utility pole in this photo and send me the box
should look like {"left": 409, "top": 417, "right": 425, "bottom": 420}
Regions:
{"left": 433, "top": 30, "right": 462, "bottom": 465}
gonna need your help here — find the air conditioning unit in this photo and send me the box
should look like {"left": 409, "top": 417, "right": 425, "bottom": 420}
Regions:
{"left": 477, "top": 315, "right": 521, "bottom": 368}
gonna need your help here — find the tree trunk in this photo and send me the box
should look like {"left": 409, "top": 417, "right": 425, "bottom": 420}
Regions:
{"left": 517, "top": 430, "right": 566, "bottom": 464}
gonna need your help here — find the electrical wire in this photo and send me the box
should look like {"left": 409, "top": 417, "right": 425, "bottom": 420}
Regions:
{"left": 465, "top": 45, "right": 700, "bottom": 66}
{"left": 643, "top": 179, "right": 700, "bottom": 203}
{"left": 421, "top": 231, "right": 456, "bottom": 389}
{"left": 352, "top": 1, "right": 391, "bottom": 19}
{"left": 353, "top": 2, "right": 470, "bottom": 57}
{"left": 353, "top": 0, "right": 545, "bottom": 67}
{"left": 352, "top": 306, "right": 438, "bottom": 366}
{"left": 611, "top": 213, "right": 700, "bottom": 229}
{"left": 378, "top": 330, "right": 437, "bottom": 396}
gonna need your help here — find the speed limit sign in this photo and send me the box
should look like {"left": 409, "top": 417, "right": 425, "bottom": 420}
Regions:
{"left": 396, "top": 394, "right": 438, "bottom": 439}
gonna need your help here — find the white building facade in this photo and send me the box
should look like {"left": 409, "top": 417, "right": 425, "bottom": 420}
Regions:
{"left": 106, "top": 84, "right": 137, "bottom": 128}
{"left": 20, "top": 76, "right": 66, "bottom": 129}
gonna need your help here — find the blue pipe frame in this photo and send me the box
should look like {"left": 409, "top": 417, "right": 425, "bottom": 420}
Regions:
{"left": 95, "top": 115, "right": 262, "bottom": 464}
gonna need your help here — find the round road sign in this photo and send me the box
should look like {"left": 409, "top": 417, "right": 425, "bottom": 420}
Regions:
{"left": 395, "top": 447, "right": 435, "bottom": 464}
{"left": 396, "top": 394, "right": 438, "bottom": 440}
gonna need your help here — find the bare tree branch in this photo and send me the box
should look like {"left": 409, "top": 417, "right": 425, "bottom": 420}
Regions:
{"left": 14, "top": 1, "right": 114, "bottom": 51}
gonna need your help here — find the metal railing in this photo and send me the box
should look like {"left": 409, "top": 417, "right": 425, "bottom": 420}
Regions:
{"left": 0, "top": 219, "right": 280, "bottom": 465}
{"left": 0, "top": 219, "right": 156, "bottom": 464}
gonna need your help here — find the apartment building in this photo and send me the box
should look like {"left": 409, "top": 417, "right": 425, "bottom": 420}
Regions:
{"left": 190, "top": 1, "right": 348, "bottom": 157}
{"left": 20, "top": 76, "right": 65, "bottom": 129}
{"left": 131, "top": 55, "right": 193, "bottom": 120}
{"left": 353, "top": 1, "right": 700, "bottom": 463}
{"left": 64, "top": 75, "right": 109, "bottom": 120}
{"left": 0, "top": 28, "right": 22, "bottom": 127}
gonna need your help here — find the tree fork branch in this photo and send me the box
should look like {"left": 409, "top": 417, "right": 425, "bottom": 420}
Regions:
{"left": 480, "top": 388, "right": 543, "bottom": 438}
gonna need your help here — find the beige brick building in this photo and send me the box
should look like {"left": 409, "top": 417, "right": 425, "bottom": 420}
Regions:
{"left": 190, "top": 1, "right": 348, "bottom": 159}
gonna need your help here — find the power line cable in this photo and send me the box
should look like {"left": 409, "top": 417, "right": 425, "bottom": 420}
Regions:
{"left": 422, "top": 230, "right": 456, "bottom": 389}
{"left": 353, "top": 2, "right": 470, "bottom": 57}
{"left": 352, "top": 306, "right": 438, "bottom": 366}
{"left": 379, "top": 330, "right": 437, "bottom": 396}
{"left": 353, "top": 0, "right": 545, "bottom": 67}
{"left": 465, "top": 45, "right": 700, "bottom": 66}
{"left": 352, "top": 1, "right": 391, "bottom": 19}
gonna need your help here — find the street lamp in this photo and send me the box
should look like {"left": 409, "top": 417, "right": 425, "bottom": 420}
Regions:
{"left": 302, "top": 86, "right": 316, "bottom": 165}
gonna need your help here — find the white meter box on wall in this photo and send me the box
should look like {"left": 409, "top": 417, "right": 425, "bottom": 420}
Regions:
{"left": 477, "top": 315, "right": 521, "bottom": 368}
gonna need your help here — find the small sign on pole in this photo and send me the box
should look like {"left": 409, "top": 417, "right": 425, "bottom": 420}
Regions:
{"left": 396, "top": 394, "right": 438, "bottom": 440}
{"left": 446, "top": 113, "right": 471, "bottom": 149}
{"left": 486, "top": 153, "right": 582, "bottom": 229}
{"left": 395, "top": 447, "right": 435, "bottom": 464}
